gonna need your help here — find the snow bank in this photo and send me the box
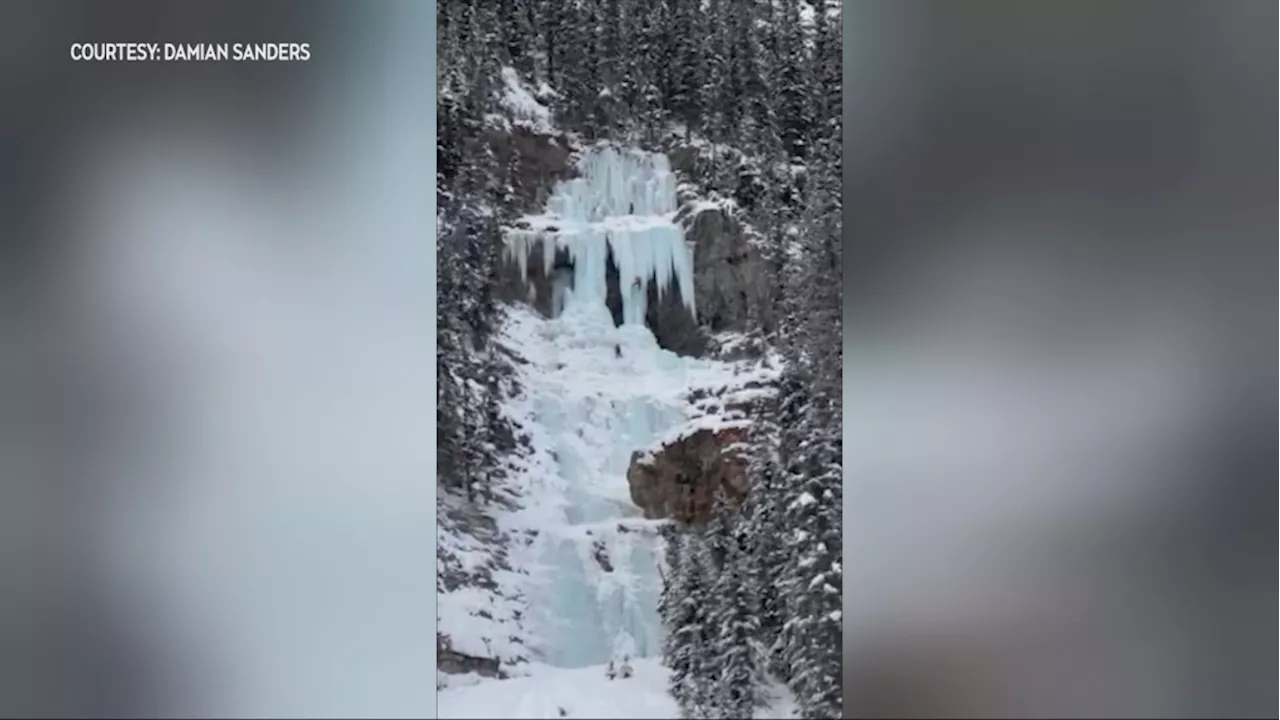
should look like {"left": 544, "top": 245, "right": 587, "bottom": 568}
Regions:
{"left": 438, "top": 659, "right": 797, "bottom": 720}
{"left": 438, "top": 659, "right": 677, "bottom": 719}
{"left": 630, "top": 357, "right": 779, "bottom": 467}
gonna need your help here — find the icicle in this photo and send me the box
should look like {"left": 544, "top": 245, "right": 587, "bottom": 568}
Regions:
{"left": 502, "top": 147, "right": 696, "bottom": 323}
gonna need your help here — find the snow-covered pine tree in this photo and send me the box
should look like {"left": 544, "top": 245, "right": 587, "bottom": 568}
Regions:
{"left": 810, "top": 0, "right": 843, "bottom": 160}
{"left": 770, "top": 49, "right": 843, "bottom": 710}
{"left": 499, "top": 0, "right": 536, "bottom": 77}
{"left": 739, "top": 0, "right": 782, "bottom": 160}
{"left": 707, "top": 489, "right": 767, "bottom": 718}
{"left": 702, "top": 0, "right": 731, "bottom": 139}
{"left": 554, "top": 0, "right": 604, "bottom": 134}
{"left": 773, "top": 0, "right": 813, "bottom": 165}
{"left": 597, "top": 0, "right": 628, "bottom": 139}
{"left": 538, "top": 0, "right": 571, "bottom": 88}
{"left": 790, "top": 0, "right": 842, "bottom": 412}
{"left": 630, "top": 0, "right": 670, "bottom": 146}
{"left": 775, "top": 377, "right": 842, "bottom": 718}
{"left": 661, "top": 529, "right": 714, "bottom": 717}
{"left": 694, "top": 486, "right": 730, "bottom": 714}
{"left": 741, "top": 376, "right": 793, "bottom": 681}
{"left": 665, "top": 0, "right": 708, "bottom": 141}
{"left": 437, "top": 0, "right": 523, "bottom": 503}
{"left": 612, "top": 0, "right": 648, "bottom": 141}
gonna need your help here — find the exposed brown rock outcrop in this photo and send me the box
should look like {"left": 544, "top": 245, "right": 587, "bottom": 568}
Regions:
{"left": 626, "top": 426, "right": 749, "bottom": 526}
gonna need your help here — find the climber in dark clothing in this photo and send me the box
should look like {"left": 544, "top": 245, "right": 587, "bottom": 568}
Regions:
{"left": 614, "top": 344, "right": 622, "bottom": 358}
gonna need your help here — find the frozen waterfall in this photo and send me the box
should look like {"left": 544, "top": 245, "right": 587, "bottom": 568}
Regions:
{"left": 504, "top": 302, "right": 689, "bottom": 670}
{"left": 504, "top": 146, "right": 696, "bottom": 327}
{"left": 496, "top": 147, "right": 717, "bottom": 672}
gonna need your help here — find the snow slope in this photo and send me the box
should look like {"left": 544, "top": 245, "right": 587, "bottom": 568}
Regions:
{"left": 439, "top": 659, "right": 676, "bottom": 719}
{"left": 438, "top": 659, "right": 798, "bottom": 720}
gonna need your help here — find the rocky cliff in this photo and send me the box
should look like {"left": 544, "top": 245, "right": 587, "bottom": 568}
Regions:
{"left": 626, "top": 425, "right": 750, "bottom": 527}
{"left": 679, "top": 202, "right": 771, "bottom": 340}
{"left": 492, "top": 127, "right": 579, "bottom": 316}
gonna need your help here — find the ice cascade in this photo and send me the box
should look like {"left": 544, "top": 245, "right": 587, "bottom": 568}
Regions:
{"left": 504, "top": 146, "right": 696, "bottom": 326}
{"left": 506, "top": 302, "right": 687, "bottom": 671}
{"left": 491, "top": 146, "right": 715, "bottom": 673}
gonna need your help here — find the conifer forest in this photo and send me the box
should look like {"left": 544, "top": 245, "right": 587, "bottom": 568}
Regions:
{"left": 437, "top": 2, "right": 841, "bottom": 717}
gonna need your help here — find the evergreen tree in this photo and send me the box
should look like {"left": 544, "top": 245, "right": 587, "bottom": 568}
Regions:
{"left": 708, "top": 493, "right": 767, "bottom": 718}
{"left": 771, "top": 22, "right": 844, "bottom": 704}
{"left": 541, "top": 0, "right": 575, "bottom": 93}
{"left": 500, "top": 0, "right": 537, "bottom": 76}
{"left": 633, "top": 0, "right": 670, "bottom": 144}
{"left": 600, "top": 0, "right": 626, "bottom": 100}
{"left": 741, "top": 382, "right": 793, "bottom": 680}
{"left": 811, "top": 1, "right": 843, "bottom": 155}
{"left": 741, "top": 0, "right": 782, "bottom": 158}
{"left": 773, "top": 0, "right": 812, "bottom": 163}
{"left": 661, "top": 530, "right": 715, "bottom": 718}
{"left": 774, "top": 376, "right": 842, "bottom": 718}
{"left": 665, "top": 0, "right": 708, "bottom": 139}
{"left": 436, "top": 0, "right": 523, "bottom": 503}
{"left": 703, "top": 0, "right": 731, "bottom": 142}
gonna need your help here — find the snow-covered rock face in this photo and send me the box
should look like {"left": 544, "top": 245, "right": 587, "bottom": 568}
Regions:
{"left": 504, "top": 146, "right": 696, "bottom": 328}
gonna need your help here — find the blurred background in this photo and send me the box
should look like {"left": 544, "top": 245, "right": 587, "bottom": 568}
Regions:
{"left": 0, "top": 1, "right": 436, "bottom": 716}
{"left": 843, "top": 1, "right": 1274, "bottom": 717}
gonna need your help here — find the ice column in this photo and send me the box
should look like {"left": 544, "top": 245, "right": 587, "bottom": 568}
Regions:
{"left": 504, "top": 146, "right": 696, "bottom": 325}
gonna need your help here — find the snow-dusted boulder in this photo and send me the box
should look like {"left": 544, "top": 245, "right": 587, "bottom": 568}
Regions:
{"left": 626, "top": 426, "right": 750, "bottom": 526}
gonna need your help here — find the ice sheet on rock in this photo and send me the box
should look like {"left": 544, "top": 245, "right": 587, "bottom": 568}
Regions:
{"left": 504, "top": 146, "right": 695, "bottom": 326}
